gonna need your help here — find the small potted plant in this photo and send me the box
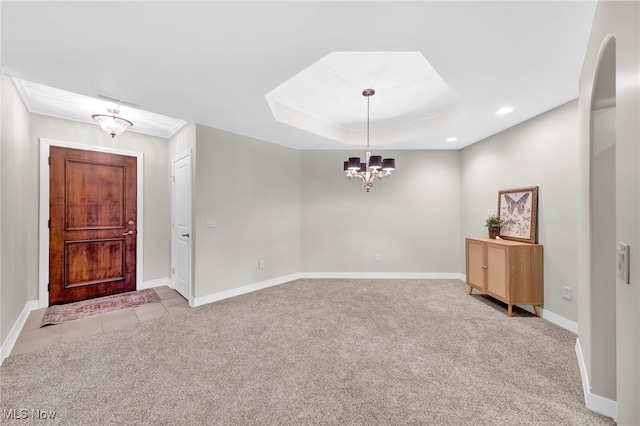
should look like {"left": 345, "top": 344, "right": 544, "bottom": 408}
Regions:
{"left": 485, "top": 214, "right": 505, "bottom": 239}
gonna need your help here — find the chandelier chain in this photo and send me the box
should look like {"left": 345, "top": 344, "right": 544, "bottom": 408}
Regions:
{"left": 366, "top": 94, "right": 370, "bottom": 151}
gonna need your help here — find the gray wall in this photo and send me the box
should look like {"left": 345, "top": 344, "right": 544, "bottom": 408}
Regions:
{"left": 460, "top": 101, "right": 580, "bottom": 322}
{"left": 301, "top": 150, "right": 461, "bottom": 274}
{"left": 578, "top": 1, "right": 640, "bottom": 423}
{"left": 30, "top": 114, "right": 172, "bottom": 284}
{"left": 192, "top": 125, "right": 301, "bottom": 298}
{"left": 1, "top": 73, "right": 33, "bottom": 343}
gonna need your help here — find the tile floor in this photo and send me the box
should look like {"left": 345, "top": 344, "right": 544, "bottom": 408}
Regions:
{"left": 10, "top": 286, "right": 189, "bottom": 357}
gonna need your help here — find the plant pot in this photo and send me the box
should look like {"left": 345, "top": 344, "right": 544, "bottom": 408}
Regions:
{"left": 488, "top": 228, "right": 500, "bottom": 239}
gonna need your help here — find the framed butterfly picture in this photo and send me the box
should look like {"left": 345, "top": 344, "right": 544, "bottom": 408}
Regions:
{"left": 498, "top": 186, "right": 539, "bottom": 244}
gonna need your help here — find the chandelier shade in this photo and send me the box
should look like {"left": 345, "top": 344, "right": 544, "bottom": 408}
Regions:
{"left": 369, "top": 155, "right": 382, "bottom": 170}
{"left": 342, "top": 89, "right": 396, "bottom": 192}
{"left": 91, "top": 108, "right": 133, "bottom": 138}
{"left": 382, "top": 158, "right": 395, "bottom": 171}
{"left": 347, "top": 157, "right": 361, "bottom": 170}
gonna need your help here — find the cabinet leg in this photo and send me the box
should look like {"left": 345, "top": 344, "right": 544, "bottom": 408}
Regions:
{"left": 533, "top": 305, "right": 540, "bottom": 317}
{"left": 508, "top": 304, "right": 513, "bottom": 317}
{"left": 468, "top": 286, "right": 473, "bottom": 295}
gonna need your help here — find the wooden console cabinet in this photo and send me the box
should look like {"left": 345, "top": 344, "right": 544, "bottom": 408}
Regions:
{"left": 465, "top": 237, "right": 543, "bottom": 317}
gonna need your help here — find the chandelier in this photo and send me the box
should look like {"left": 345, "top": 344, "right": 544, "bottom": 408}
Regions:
{"left": 91, "top": 108, "right": 133, "bottom": 138}
{"left": 343, "top": 89, "right": 395, "bottom": 192}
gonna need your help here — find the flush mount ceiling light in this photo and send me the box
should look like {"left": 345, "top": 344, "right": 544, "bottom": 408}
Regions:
{"left": 91, "top": 108, "right": 133, "bottom": 138}
{"left": 343, "top": 89, "right": 395, "bottom": 192}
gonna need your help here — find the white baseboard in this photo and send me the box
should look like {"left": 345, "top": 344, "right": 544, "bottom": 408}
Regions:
{"left": 575, "top": 338, "right": 617, "bottom": 420}
{"left": 517, "top": 305, "right": 578, "bottom": 333}
{"left": 1, "top": 300, "right": 39, "bottom": 365}
{"left": 191, "top": 273, "right": 302, "bottom": 307}
{"left": 301, "top": 272, "right": 466, "bottom": 280}
{"left": 138, "top": 277, "right": 172, "bottom": 290}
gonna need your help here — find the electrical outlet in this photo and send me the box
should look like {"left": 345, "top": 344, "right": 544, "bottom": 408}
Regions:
{"left": 259, "top": 259, "right": 265, "bottom": 269}
{"left": 562, "top": 286, "right": 572, "bottom": 301}
{"left": 488, "top": 209, "right": 495, "bottom": 216}
{"left": 374, "top": 254, "right": 381, "bottom": 262}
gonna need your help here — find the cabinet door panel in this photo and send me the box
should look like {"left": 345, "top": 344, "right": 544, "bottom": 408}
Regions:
{"left": 467, "top": 240, "right": 486, "bottom": 290}
{"left": 487, "top": 246, "right": 507, "bottom": 299}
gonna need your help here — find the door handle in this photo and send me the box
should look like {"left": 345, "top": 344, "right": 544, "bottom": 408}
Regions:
{"left": 181, "top": 233, "right": 190, "bottom": 238}
{"left": 122, "top": 230, "right": 135, "bottom": 236}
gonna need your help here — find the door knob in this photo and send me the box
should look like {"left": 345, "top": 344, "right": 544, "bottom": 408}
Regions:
{"left": 181, "top": 233, "right": 190, "bottom": 238}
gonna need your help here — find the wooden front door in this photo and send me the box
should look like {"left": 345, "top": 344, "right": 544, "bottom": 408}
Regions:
{"left": 49, "top": 146, "right": 137, "bottom": 305}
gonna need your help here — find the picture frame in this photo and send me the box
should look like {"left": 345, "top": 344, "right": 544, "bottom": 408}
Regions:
{"left": 497, "top": 186, "right": 539, "bottom": 244}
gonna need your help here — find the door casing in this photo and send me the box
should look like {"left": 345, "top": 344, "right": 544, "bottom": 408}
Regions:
{"left": 171, "top": 149, "right": 192, "bottom": 303}
{"left": 39, "top": 139, "right": 144, "bottom": 308}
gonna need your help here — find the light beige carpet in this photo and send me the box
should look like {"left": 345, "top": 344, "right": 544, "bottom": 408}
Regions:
{"left": 40, "top": 289, "right": 161, "bottom": 326}
{"left": 1, "top": 279, "right": 613, "bottom": 425}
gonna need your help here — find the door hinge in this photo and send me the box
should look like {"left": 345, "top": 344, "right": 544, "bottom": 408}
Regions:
{"left": 48, "top": 219, "right": 51, "bottom": 228}
{"left": 48, "top": 156, "right": 51, "bottom": 166}
{"left": 172, "top": 268, "right": 175, "bottom": 275}
{"left": 47, "top": 283, "right": 50, "bottom": 291}
{"left": 170, "top": 175, "right": 175, "bottom": 183}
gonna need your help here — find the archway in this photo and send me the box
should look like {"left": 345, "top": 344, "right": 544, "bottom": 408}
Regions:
{"left": 589, "top": 35, "right": 616, "bottom": 403}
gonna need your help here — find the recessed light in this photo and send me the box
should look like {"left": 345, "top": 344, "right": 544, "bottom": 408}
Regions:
{"left": 446, "top": 137, "right": 458, "bottom": 142}
{"left": 496, "top": 107, "right": 514, "bottom": 115}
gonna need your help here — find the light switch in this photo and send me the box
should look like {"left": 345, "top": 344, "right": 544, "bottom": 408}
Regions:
{"left": 616, "top": 241, "right": 630, "bottom": 284}
{"left": 206, "top": 217, "right": 216, "bottom": 228}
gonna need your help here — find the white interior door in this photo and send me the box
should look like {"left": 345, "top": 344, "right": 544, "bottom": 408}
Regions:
{"left": 172, "top": 151, "right": 192, "bottom": 301}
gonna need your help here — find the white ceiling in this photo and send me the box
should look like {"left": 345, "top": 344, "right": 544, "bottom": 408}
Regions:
{"left": 13, "top": 79, "right": 188, "bottom": 139}
{"left": 1, "top": 1, "right": 597, "bottom": 150}
{"left": 266, "top": 51, "right": 460, "bottom": 145}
